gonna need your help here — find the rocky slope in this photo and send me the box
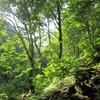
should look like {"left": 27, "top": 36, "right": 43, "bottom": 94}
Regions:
{"left": 44, "top": 68, "right": 100, "bottom": 100}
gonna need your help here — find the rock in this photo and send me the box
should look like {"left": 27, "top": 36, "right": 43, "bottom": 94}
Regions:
{"left": 44, "top": 68, "right": 100, "bottom": 100}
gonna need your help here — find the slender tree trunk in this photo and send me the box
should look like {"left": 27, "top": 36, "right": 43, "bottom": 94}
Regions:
{"left": 46, "top": 1, "right": 63, "bottom": 59}
{"left": 28, "top": 56, "right": 35, "bottom": 93}
{"left": 57, "top": 2, "right": 63, "bottom": 59}
{"left": 47, "top": 18, "right": 51, "bottom": 45}
{"left": 17, "top": 32, "right": 35, "bottom": 93}
{"left": 28, "top": 34, "right": 35, "bottom": 93}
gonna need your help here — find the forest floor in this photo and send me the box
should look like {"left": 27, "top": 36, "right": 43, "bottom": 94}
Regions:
{"left": 44, "top": 68, "right": 100, "bottom": 100}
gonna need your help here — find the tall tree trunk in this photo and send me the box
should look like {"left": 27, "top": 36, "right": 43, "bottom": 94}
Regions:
{"left": 28, "top": 34, "right": 35, "bottom": 93}
{"left": 47, "top": 18, "right": 51, "bottom": 45}
{"left": 57, "top": 2, "right": 62, "bottom": 59}
{"left": 28, "top": 56, "right": 35, "bottom": 93}
{"left": 17, "top": 32, "right": 35, "bottom": 93}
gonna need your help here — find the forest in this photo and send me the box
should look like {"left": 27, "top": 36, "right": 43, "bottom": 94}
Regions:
{"left": 0, "top": 0, "right": 100, "bottom": 100}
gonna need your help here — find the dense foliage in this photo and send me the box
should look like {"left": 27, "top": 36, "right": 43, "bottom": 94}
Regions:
{"left": 0, "top": 0, "right": 100, "bottom": 99}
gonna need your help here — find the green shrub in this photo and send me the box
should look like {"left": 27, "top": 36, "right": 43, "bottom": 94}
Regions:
{"left": 0, "top": 93, "right": 8, "bottom": 100}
